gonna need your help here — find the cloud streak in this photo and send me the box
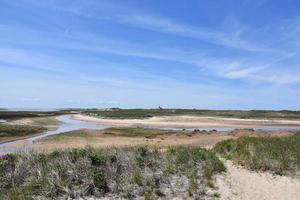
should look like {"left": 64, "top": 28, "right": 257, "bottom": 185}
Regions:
{"left": 1, "top": 22, "right": 300, "bottom": 86}
{"left": 36, "top": 0, "right": 300, "bottom": 85}
{"left": 1, "top": 0, "right": 300, "bottom": 109}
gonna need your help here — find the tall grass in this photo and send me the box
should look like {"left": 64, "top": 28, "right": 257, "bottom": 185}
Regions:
{"left": 214, "top": 134, "right": 300, "bottom": 175}
{"left": 0, "top": 146, "right": 225, "bottom": 199}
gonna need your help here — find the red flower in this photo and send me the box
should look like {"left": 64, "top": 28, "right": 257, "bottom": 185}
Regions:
{"left": 144, "top": 159, "right": 153, "bottom": 167}
{"left": 0, "top": 154, "right": 6, "bottom": 160}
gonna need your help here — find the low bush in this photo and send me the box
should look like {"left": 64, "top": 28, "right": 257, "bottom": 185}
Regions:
{"left": 0, "top": 146, "right": 225, "bottom": 199}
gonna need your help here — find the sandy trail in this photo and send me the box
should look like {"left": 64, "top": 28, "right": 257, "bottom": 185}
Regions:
{"left": 216, "top": 159, "right": 300, "bottom": 200}
{"left": 73, "top": 114, "right": 300, "bottom": 128}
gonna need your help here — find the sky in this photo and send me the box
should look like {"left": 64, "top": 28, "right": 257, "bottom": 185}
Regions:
{"left": 0, "top": 0, "right": 300, "bottom": 110}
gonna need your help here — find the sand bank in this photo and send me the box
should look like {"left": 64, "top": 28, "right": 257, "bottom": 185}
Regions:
{"left": 73, "top": 114, "right": 300, "bottom": 128}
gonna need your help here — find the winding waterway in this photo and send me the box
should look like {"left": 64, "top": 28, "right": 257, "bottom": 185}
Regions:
{"left": 0, "top": 115, "right": 107, "bottom": 153}
{"left": 27, "top": 115, "right": 107, "bottom": 144}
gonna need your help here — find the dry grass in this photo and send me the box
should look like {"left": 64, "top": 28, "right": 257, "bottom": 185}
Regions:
{"left": 34, "top": 128, "right": 231, "bottom": 151}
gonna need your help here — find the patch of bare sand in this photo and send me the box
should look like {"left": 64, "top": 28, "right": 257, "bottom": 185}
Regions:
{"left": 73, "top": 114, "right": 300, "bottom": 128}
{"left": 216, "top": 159, "right": 300, "bottom": 200}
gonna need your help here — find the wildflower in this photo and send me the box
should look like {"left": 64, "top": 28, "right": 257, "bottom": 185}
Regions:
{"left": 145, "top": 159, "right": 153, "bottom": 167}
{"left": 0, "top": 154, "right": 6, "bottom": 160}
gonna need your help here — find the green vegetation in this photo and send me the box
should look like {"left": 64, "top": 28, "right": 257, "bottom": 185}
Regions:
{"left": 29, "top": 117, "right": 60, "bottom": 126}
{"left": 103, "top": 127, "right": 183, "bottom": 137}
{"left": 42, "top": 130, "right": 89, "bottom": 141}
{"left": 0, "top": 146, "right": 225, "bottom": 199}
{"left": 0, "top": 110, "right": 78, "bottom": 121}
{"left": 43, "top": 127, "right": 202, "bottom": 141}
{"left": 0, "top": 124, "right": 47, "bottom": 141}
{"left": 214, "top": 133, "right": 300, "bottom": 175}
{"left": 83, "top": 108, "right": 300, "bottom": 120}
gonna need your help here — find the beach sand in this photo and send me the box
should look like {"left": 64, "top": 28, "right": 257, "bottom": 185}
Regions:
{"left": 216, "top": 159, "right": 300, "bottom": 200}
{"left": 73, "top": 114, "right": 300, "bottom": 128}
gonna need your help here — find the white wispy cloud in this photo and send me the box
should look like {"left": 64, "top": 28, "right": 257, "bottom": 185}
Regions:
{"left": 266, "top": 74, "right": 300, "bottom": 85}
{"left": 115, "top": 14, "right": 283, "bottom": 54}
{"left": 223, "top": 67, "right": 264, "bottom": 79}
{"left": 52, "top": 0, "right": 284, "bottom": 54}
{"left": 2, "top": 0, "right": 300, "bottom": 87}
{"left": 1, "top": 25, "right": 298, "bottom": 86}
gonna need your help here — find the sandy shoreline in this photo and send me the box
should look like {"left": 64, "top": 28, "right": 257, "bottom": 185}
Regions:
{"left": 72, "top": 114, "right": 300, "bottom": 128}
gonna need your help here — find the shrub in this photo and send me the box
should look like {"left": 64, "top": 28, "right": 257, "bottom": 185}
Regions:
{"left": 0, "top": 146, "right": 225, "bottom": 199}
{"left": 93, "top": 170, "right": 109, "bottom": 193}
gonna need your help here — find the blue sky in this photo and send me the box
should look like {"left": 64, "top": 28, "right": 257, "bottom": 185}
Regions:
{"left": 1, "top": 0, "right": 300, "bottom": 109}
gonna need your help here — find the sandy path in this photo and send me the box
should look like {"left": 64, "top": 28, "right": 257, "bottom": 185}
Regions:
{"left": 73, "top": 114, "right": 300, "bottom": 128}
{"left": 216, "top": 159, "right": 300, "bottom": 200}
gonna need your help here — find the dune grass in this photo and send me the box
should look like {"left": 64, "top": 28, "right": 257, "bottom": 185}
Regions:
{"left": 0, "top": 146, "right": 225, "bottom": 199}
{"left": 214, "top": 133, "right": 300, "bottom": 175}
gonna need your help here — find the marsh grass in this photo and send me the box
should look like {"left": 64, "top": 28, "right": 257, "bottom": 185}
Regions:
{"left": 0, "top": 124, "right": 47, "bottom": 140}
{"left": 29, "top": 117, "right": 60, "bottom": 126}
{"left": 214, "top": 133, "right": 300, "bottom": 175}
{"left": 83, "top": 109, "right": 300, "bottom": 120}
{"left": 0, "top": 110, "right": 74, "bottom": 121}
{"left": 0, "top": 146, "right": 225, "bottom": 199}
{"left": 43, "top": 127, "right": 199, "bottom": 142}
{"left": 103, "top": 127, "right": 183, "bottom": 137}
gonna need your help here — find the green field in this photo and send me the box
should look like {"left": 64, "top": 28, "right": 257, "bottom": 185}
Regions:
{"left": 0, "top": 146, "right": 224, "bottom": 199}
{"left": 83, "top": 109, "right": 300, "bottom": 120}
